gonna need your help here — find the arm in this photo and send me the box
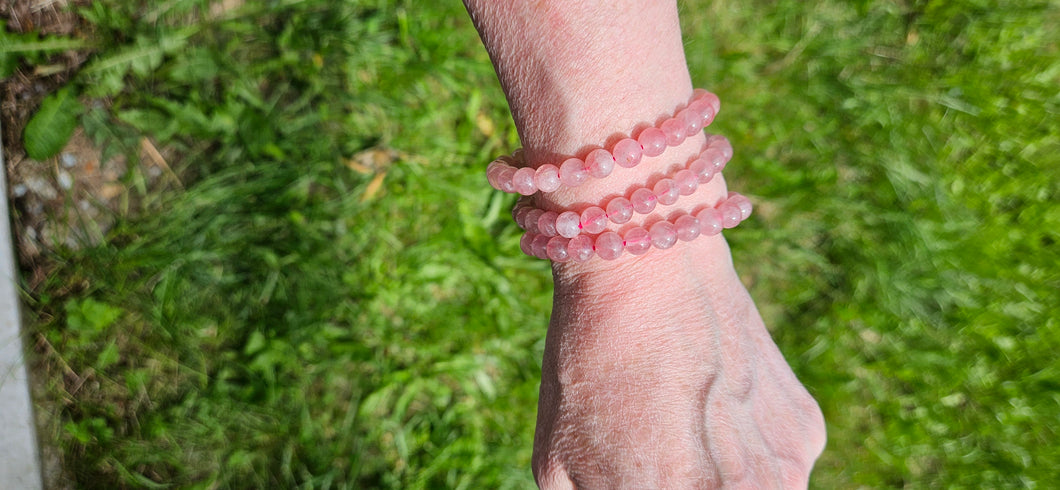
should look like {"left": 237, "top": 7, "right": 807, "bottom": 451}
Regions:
{"left": 464, "top": 1, "right": 826, "bottom": 487}
{"left": 465, "top": 0, "right": 718, "bottom": 214}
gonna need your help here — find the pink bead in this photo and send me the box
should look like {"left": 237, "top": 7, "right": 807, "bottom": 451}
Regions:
{"left": 738, "top": 200, "right": 753, "bottom": 221}
{"left": 514, "top": 205, "right": 532, "bottom": 229}
{"left": 729, "top": 193, "right": 753, "bottom": 220}
{"left": 630, "top": 187, "right": 657, "bottom": 214}
{"left": 594, "top": 231, "right": 624, "bottom": 260}
{"left": 512, "top": 167, "right": 537, "bottom": 195}
{"left": 677, "top": 108, "right": 702, "bottom": 136}
{"left": 559, "top": 157, "right": 589, "bottom": 187}
{"left": 703, "top": 91, "right": 721, "bottom": 114}
{"left": 649, "top": 221, "right": 677, "bottom": 250}
{"left": 580, "top": 206, "right": 608, "bottom": 234}
{"left": 708, "top": 135, "right": 734, "bottom": 160}
{"left": 702, "top": 147, "right": 728, "bottom": 172}
{"left": 519, "top": 233, "right": 534, "bottom": 256}
{"left": 523, "top": 208, "right": 544, "bottom": 234}
{"left": 637, "top": 127, "right": 667, "bottom": 157}
{"left": 699, "top": 105, "right": 716, "bottom": 128}
{"left": 696, "top": 208, "right": 723, "bottom": 236}
{"left": 719, "top": 202, "right": 742, "bottom": 228}
{"left": 547, "top": 236, "right": 571, "bottom": 262}
{"left": 486, "top": 160, "right": 508, "bottom": 190}
{"left": 510, "top": 198, "right": 526, "bottom": 218}
{"left": 674, "top": 214, "right": 701, "bottom": 241}
{"left": 612, "top": 138, "right": 643, "bottom": 168}
{"left": 623, "top": 227, "right": 651, "bottom": 255}
{"left": 653, "top": 179, "right": 680, "bottom": 206}
{"left": 674, "top": 169, "right": 698, "bottom": 196}
{"left": 692, "top": 89, "right": 721, "bottom": 114}
{"left": 688, "top": 98, "right": 715, "bottom": 129}
{"left": 555, "top": 211, "right": 581, "bottom": 238}
{"left": 567, "top": 235, "right": 595, "bottom": 262}
{"left": 538, "top": 211, "right": 559, "bottom": 237}
{"left": 498, "top": 166, "right": 517, "bottom": 193}
{"left": 534, "top": 164, "right": 562, "bottom": 193}
{"left": 605, "top": 197, "right": 634, "bottom": 224}
{"left": 689, "top": 157, "right": 716, "bottom": 183}
{"left": 660, "top": 117, "right": 686, "bottom": 147}
{"left": 531, "top": 234, "right": 550, "bottom": 259}
{"left": 585, "top": 148, "right": 615, "bottom": 179}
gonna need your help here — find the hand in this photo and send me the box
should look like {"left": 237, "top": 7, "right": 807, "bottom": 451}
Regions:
{"left": 532, "top": 237, "right": 827, "bottom": 489}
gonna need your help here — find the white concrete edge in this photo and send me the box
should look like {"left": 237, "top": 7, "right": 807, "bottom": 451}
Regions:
{"left": 0, "top": 119, "right": 45, "bottom": 489}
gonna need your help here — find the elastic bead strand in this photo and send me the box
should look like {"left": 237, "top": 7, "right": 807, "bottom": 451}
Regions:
{"left": 517, "top": 193, "right": 753, "bottom": 261}
{"left": 510, "top": 143, "right": 733, "bottom": 236}
{"left": 486, "top": 90, "right": 722, "bottom": 194}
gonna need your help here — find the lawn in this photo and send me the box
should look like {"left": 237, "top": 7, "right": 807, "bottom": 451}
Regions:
{"left": 4, "top": 0, "right": 1058, "bottom": 488}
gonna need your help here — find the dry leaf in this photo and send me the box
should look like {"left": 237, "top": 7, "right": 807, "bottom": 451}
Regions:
{"left": 362, "top": 172, "right": 387, "bottom": 202}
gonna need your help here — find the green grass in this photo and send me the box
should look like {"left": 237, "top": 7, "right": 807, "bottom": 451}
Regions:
{"left": 12, "top": 0, "right": 1059, "bottom": 487}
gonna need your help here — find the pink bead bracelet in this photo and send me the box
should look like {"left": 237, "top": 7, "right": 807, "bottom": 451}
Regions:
{"left": 511, "top": 136, "right": 734, "bottom": 238}
{"left": 518, "top": 193, "right": 753, "bottom": 262}
{"left": 486, "top": 90, "right": 722, "bottom": 195}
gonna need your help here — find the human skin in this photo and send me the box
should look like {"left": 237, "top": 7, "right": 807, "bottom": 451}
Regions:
{"left": 463, "top": 1, "right": 827, "bottom": 488}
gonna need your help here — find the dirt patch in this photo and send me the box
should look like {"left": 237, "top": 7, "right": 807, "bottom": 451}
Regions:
{"left": 0, "top": 0, "right": 82, "bottom": 34}
{"left": 8, "top": 128, "right": 182, "bottom": 288}
{"left": 1, "top": 1, "right": 170, "bottom": 292}
{"left": 1, "top": 0, "right": 90, "bottom": 158}
{"left": 0, "top": 0, "right": 124, "bottom": 286}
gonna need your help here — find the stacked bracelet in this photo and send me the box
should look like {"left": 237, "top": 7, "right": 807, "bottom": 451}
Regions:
{"left": 486, "top": 89, "right": 752, "bottom": 261}
{"left": 511, "top": 135, "right": 734, "bottom": 238}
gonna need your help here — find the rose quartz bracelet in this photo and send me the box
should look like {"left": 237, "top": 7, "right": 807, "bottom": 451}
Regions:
{"left": 511, "top": 136, "right": 734, "bottom": 238}
{"left": 486, "top": 89, "right": 722, "bottom": 195}
{"left": 518, "top": 193, "right": 753, "bottom": 262}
